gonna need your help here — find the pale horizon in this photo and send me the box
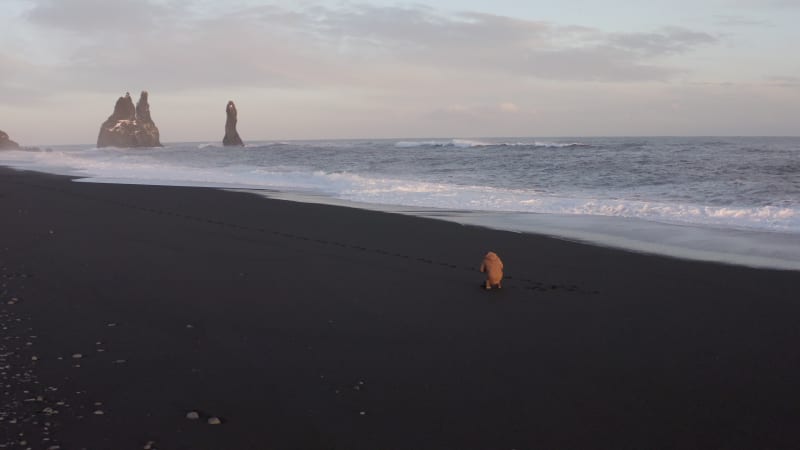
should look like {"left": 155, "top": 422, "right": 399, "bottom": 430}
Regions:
{"left": 2, "top": 0, "right": 799, "bottom": 145}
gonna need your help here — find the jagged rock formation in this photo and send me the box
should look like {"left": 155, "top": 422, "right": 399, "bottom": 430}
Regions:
{"left": 223, "top": 100, "right": 244, "bottom": 147}
{"left": 97, "top": 91, "right": 161, "bottom": 148}
{"left": 0, "top": 130, "right": 20, "bottom": 150}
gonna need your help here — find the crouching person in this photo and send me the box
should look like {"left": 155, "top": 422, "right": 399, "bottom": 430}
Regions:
{"left": 480, "top": 251, "right": 504, "bottom": 290}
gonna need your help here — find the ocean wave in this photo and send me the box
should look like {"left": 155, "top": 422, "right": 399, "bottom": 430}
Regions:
{"left": 394, "top": 139, "right": 590, "bottom": 149}
{"left": 2, "top": 141, "right": 797, "bottom": 236}
{"left": 330, "top": 175, "right": 798, "bottom": 233}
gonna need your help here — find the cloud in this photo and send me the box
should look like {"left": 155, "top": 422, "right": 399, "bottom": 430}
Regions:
{"left": 690, "top": 76, "right": 800, "bottom": 90}
{"left": 0, "top": 52, "right": 53, "bottom": 105}
{"left": 13, "top": 1, "right": 719, "bottom": 96}
{"left": 436, "top": 101, "right": 522, "bottom": 116}
{"left": 608, "top": 27, "right": 717, "bottom": 56}
{"left": 765, "top": 75, "right": 800, "bottom": 88}
{"left": 25, "top": 0, "right": 171, "bottom": 33}
{"left": 725, "top": 0, "right": 800, "bottom": 8}
{"left": 499, "top": 102, "right": 520, "bottom": 113}
{"left": 714, "top": 14, "right": 772, "bottom": 27}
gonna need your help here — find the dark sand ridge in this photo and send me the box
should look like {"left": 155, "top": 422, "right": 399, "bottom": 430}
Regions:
{"left": 1, "top": 166, "right": 799, "bottom": 449}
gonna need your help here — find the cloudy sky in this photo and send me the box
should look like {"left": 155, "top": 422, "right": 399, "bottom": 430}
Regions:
{"left": 1, "top": 0, "right": 798, "bottom": 144}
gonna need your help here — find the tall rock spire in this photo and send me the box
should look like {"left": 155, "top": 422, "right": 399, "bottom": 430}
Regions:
{"left": 136, "top": 90, "right": 153, "bottom": 123}
{"left": 223, "top": 100, "right": 244, "bottom": 147}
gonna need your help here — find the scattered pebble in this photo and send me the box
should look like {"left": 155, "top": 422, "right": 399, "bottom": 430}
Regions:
{"left": 359, "top": 411, "right": 366, "bottom": 416}
{"left": 207, "top": 417, "right": 221, "bottom": 425}
{"left": 107, "top": 323, "right": 117, "bottom": 327}
{"left": 93, "top": 410, "right": 104, "bottom": 415}
{"left": 186, "top": 411, "right": 199, "bottom": 420}
{"left": 71, "top": 354, "right": 82, "bottom": 359}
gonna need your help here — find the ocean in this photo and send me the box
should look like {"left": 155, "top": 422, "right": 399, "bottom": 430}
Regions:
{"left": 2, "top": 136, "right": 799, "bottom": 270}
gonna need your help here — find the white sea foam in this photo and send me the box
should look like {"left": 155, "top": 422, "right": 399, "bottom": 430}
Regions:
{"left": 394, "top": 139, "right": 588, "bottom": 148}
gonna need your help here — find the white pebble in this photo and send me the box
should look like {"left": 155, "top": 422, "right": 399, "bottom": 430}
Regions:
{"left": 207, "top": 417, "right": 221, "bottom": 425}
{"left": 72, "top": 354, "right": 82, "bottom": 359}
{"left": 186, "top": 411, "right": 199, "bottom": 420}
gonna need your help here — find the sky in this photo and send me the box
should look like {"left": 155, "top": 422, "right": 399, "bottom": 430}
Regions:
{"left": 1, "top": 0, "right": 798, "bottom": 145}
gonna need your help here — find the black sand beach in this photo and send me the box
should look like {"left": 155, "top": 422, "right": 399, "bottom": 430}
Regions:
{"left": 1, "top": 166, "right": 799, "bottom": 449}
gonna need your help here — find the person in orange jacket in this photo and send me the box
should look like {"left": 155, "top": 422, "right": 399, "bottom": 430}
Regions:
{"left": 480, "top": 251, "right": 504, "bottom": 290}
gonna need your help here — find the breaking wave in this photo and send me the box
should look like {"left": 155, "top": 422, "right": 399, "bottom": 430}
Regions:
{"left": 394, "top": 139, "right": 590, "bottom": 149}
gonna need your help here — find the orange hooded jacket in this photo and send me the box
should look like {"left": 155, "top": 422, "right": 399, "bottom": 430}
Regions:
{"left": 480, "top": 251, "right": 504, "bottom": 285}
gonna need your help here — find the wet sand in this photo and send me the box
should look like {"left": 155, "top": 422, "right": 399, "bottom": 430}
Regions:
{"left": 1, "top": 166, "right": 799, "bottom": 449}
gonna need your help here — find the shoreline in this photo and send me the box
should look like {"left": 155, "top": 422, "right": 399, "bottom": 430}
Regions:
{"left": 2, "top": 140, "right": 798, "bottom": 272}
{"left": 255, "top": 188, "right": 800, "bottom": 272}
{"left": 2, "top": 166, "right": 800, "bottom": 449}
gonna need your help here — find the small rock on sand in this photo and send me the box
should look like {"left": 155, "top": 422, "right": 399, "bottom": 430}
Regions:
{"left": 186, "top": 411, "right": 199, "bottom": 420}
{"left": 72, "top": 353, "right": 82, "bottom": 359}
{"left": 208, "top": 417, "right": 222, "bottom": 425}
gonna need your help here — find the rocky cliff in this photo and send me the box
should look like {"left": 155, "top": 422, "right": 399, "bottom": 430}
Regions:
{"left": 222, "top": 100, "right": 244, "bottom": 147}
{"left": 0, "top": 130, "right": 20, "bottom": 150}
{"left": 97, "top": 91, "right": 161, "bottom": 148}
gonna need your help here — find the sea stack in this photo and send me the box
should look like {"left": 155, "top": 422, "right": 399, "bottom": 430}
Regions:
{"left": 0, "top": 130, "right": 20, "bottom": 150}
{"left": 223, "top": 100, "right": 244, "bottom": 147}
{"left": 97, "top": 91, "right": 162, "bottom": 148}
